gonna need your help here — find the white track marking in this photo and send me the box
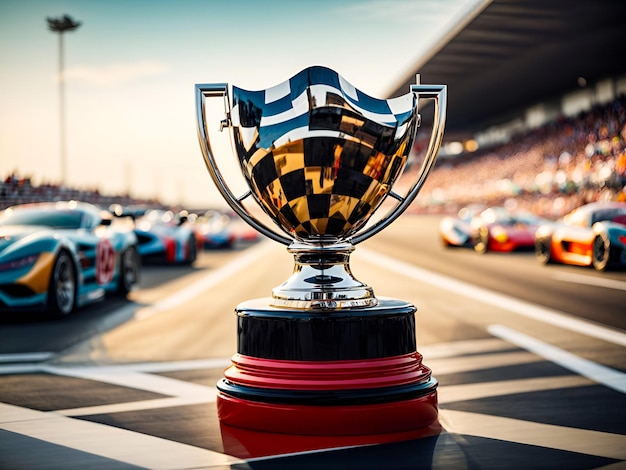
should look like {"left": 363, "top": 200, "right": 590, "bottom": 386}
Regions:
{"left": 551, "top": 271, "right": 626, "bottom": 291}
{"left": 43, "top": 363, "right": 219, "bottom": 416}
{"left": 75, "top": 357, "right": 233, "bottom": 373}
{"left": 56, "top": 395, "right": 214, "bottom": 417}
{"left": 45, "top": 366, "right": 214, "bottom": 396}
{"left": 489, "top": 324, "right": 626, "bottom": 394}
{"left": 438, "top": 375, "right": 593, "bottom": 404}
{"left": 0, "top": 403, "right": 243, "bottom": 468}
{"left": 427, "top": 351, "right": 542, "bottom": 375}
{"left": 439, "top": 409, "right": 626, "bottom": 460}
{"left": 420, "top": 338, "right": 513, "bottom": 359}
{"left": 360, "top": 247, "right": 626, "bottom": 347}
{"left": 0, "top": 352, "right": 54, "bottom": 363}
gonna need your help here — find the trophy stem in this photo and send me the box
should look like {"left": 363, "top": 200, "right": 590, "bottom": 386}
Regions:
{"left": 271, "top": 241, "right": 378, "bottom": 310}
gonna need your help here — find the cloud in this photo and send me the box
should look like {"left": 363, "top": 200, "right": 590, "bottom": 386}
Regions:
{"left": 62, "top": 61, "right": 170, "bottom": 86}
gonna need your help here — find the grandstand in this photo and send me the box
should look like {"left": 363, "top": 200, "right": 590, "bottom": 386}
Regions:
{"left": 0, "top": 175, "right": 164, "bottom": 212}
{"left": 394, "top": 0, "right": 626, "bottom": 217}
{"left": 389, "top": 0, "right": 626, "bottom": 145}
{"left": 410, "top": 95, "right": 626, "bottom": 217}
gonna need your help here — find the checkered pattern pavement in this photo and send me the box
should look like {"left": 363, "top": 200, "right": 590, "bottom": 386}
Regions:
{"left": 230, "top": 66, "right": 419, "bottom": 240}
{"left": 2, "top": 336, "right": 625, "bottom": 468}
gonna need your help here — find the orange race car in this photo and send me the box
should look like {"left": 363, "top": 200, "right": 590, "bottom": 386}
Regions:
{"left": 534, "top": 201, "right": 626, "bottom": 271}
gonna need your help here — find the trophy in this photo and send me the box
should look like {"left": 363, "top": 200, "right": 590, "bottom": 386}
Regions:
{"left": 196, "top": 66, "right": 446, "bottom": 436}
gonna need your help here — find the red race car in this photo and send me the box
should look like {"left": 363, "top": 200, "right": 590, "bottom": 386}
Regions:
{"left": 534, "top": 201, "right": 626, "bottom": 271}
{"left": 472, "top": 206, "right": 549, "bottom": 254}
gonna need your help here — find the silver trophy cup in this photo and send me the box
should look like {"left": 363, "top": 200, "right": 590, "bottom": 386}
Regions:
{"left": 196, "top": 66, "right": 446, "bottom": 437}
{"left": 196, "top": 66, "right": 446, "bottom": 310}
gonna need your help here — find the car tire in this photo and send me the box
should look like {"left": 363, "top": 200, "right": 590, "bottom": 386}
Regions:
{"left": 592, "top": 233, "right": 611, "bottom": 271}
{"left": 474, "top": 227, "right": 489, "bottom": 254}
{"left": 116, "top": 246, "right": 140, "bottom": 296}
{"left": 47, "top": 250, "right": 77, "bottom": 317}
{"left": 535, "top": 237, "right": 553, "bottom": 265}
{"left": 185, "top": 236, "right": 197, "bottom": 265}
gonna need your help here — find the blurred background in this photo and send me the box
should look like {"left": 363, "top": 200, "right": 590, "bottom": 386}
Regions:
{"left": 1, "top": 0, "right": 486, "bottom": 210}
{"left": 1, "top": 0, "right": 624, "bottom": 217}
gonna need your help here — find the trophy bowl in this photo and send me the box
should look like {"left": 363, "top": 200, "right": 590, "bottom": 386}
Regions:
{"left": 196, "top": 66, "right": 446, "bottom": 310}
{"left": 231, "top": 66, "right": 418, "bottom": 242}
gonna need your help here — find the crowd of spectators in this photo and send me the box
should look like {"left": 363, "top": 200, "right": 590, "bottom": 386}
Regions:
{"left": 3, "top": 95, "right": 626, "bottom": 220}
{"left": 406, "top": 95, "right": 626, "bottom": 219}
{"left": 0, "top": 174, "right": 162, "bottom": 211}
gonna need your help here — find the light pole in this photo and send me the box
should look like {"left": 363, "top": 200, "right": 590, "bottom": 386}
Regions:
{"left": 47, "top": 14, "right": 81, "bottom": 187}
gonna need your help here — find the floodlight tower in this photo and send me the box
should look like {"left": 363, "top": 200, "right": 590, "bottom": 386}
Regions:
{"left": 47, "top": 14, "right": 81, "bottom": 187}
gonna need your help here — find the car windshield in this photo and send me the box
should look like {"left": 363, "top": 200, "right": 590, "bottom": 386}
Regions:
{"left": 590, "top": 208, "right": 626, "bottom": 225}
{"left": 512, "top": 211, "right": 544, "bottom": 225}
{"left": 141, "top": 210, "right": 177, "bottom": 225}
{"left": 0, "top": 208, "right": 84, "bottom": 229}
{"left": 480, "top": 207, "right": 513, "bottom": 224}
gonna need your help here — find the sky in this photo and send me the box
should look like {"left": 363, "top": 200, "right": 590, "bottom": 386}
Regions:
{"left": 0, "top": 0, "right": 484, "bottom": 208}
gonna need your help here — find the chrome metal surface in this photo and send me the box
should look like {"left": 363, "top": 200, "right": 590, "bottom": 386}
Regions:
{"left": 195, "top": 66, "right": 446, "bottom": 309}
{"left": 271, "top": 241, "right": 377, "bottom": 309}
{"left": 229, "top": 66, "right": 418, "bottom": 244}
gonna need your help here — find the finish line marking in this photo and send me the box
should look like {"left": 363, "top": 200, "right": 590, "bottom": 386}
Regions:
{"left": 359, "top": 247, "right": 626, "bottom": 347}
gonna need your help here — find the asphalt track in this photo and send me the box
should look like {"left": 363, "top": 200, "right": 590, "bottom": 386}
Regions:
{"left": 1, "top": 214, "right": 625, "bottom": 469}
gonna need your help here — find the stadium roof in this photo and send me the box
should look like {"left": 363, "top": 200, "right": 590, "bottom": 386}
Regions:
{"left": 387, "top": 0, "right": 626, "bottom": 142}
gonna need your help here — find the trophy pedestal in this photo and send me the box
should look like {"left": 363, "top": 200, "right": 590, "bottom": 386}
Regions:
{"left": 216, "top": 298, "right": 438, "bottom": 435}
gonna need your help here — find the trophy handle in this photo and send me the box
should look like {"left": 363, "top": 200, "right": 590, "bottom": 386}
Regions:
{"left": 195, "top": 84, "right": 293, "bottom": 245}
{"left": 351, "top": 82, "right": 447, "bottom": 245}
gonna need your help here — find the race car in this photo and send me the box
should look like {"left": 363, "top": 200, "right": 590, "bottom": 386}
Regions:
{"left": 471, "top": 206, "right": 549, "bottom": 254}
{"left": 0, "top": 201, "right": 140, "bottom": 316}
{"left": 534, "top": 201, "right": 626, "bottom": 271}
{"left": 189, "top": 210, "right": 237, "bottom": 250}
{"left": 133, "top": 209, "right": 198, "bottom": 264}
{"left": 439, "top": 204, "right": 485, "bottom": 248}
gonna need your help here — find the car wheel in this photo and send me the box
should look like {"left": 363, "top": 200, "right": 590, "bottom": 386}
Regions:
{"left": 48, "top": 250, "right": 77, "bottom": 317}
{"left": 185, "top": 236, "right": 197, "bottom": 264}
{"left": 116, "top": 246, "right": 140, "bottom": 296}
{"left": 535, "top": 237, "right": 553, "bottom": 265}
{"left": 592, "top": 233, "right": 611, "bottom": 271}
{"left": 474, "top": 227, "right": 489, "bottom": 254}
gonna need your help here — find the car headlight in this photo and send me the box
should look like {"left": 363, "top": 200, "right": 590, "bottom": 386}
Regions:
{"left": 492, "top": 226, "right": 508, "bottom": 243}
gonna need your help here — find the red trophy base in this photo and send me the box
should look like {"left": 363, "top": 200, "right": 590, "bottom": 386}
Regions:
{"left": 217, "top": 298, "right": 438, "bottom": 448}
{"left": 219, "top": 421, "right": 442, "bottom": 460}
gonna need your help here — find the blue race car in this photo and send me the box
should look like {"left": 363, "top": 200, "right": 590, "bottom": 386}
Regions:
{"left": 133, "top": 209, "right": 198, "bottom": 264}
{"left": 0, "top": 201, "right": 140, "bottom": 316}
{"left": 190, "top": 210, "right": 237, "bottom": 250}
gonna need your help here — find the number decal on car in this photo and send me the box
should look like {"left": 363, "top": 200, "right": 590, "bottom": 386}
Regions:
{"left": 96, "top": 239, "right": 115, "bottom": 285}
